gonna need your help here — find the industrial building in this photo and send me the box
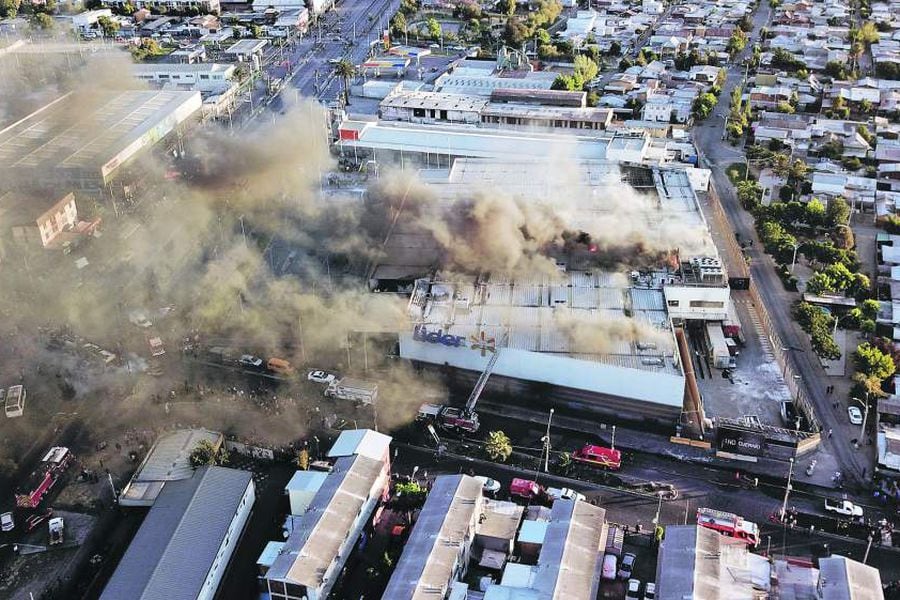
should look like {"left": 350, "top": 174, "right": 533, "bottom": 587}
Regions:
{"left": 382, "top": 475, "right": 484, "bottom": 599}
{"left": 0, "top": 90, "right": 201, "bottom": 197}
{"left": 655, "top": 526, "right": 884, "bottom": 600}
{"left": 264, "top": 429, "right": 392, "bottom": 600}
{"left": 100, "top": 466, "right": 255, "bottom": 600}
{"left": 377, "top": 159, "right": 727, "bottom": 426}
{"left": 484, "top": 500, "right": 608, "bottom": 599}
{"left": 119, "top": 428, "right": 223, "bottom": 506}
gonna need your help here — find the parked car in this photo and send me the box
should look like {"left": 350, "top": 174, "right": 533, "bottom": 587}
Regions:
{"left": 148, "top": 337, "right": 165, "bottom": 357}
{"left": 547, "top": 487, "right": 586, "bottom": 502}
{"left": 643, "top": 582, "right": 656, "bottom": 599}
{"left": 619, "top": 552, "right": 637, "bottom": 580}
{"left": 128, "top": 311, "right": 152, "bottom": 328}
{"left": 601, "top": 554, "right": 617, "bottom": 580}
{"left": 307, "top": 370, "right": 336, "bottom": 384}
{"left": 847, "top": 406, "right": 863, "bottom": 425}
{"left": 626, "top": 579, "right": 642, "bottom": 600}
{"left": 1, "top": 512, "right": 14, "bottom": 532}
{"left": 509, "top": 478, "right": 543, "bottom": 500}
{"left": 475, "top": 476, "right": 501, "bottom": 494}
{"left": 239, "top": 355, "right": 264, "bottom": 369}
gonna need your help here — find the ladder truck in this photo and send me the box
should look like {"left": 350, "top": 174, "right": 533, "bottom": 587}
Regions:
{"left": 417, "top": 331, "right": 507, "bottom": 434}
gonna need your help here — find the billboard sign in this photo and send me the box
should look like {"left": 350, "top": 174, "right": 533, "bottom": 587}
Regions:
{"left": 717, "top": 427, "right": 764, "bottom": 457}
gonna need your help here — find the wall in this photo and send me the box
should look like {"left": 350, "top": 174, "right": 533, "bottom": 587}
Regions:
{"left": 198, "top": 479, "right": 256, "bottom": 600}
{"left": 663, "top": 285, "right": 730, "bottom": 320}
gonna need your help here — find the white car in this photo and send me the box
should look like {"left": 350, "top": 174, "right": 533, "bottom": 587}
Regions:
{"left": 1, "top": 512, "right": 14, "bottom": 532}
{"left": 643, "top": 582, "right": 656, "bottom": 600}
{"left": 848, "top": 406, "right": 863, "bottom": 425}
{"left": 239, "top": 355, "right": 264, "bottom": 369}
{"left": 626, "top": 579, "right": 642, "bottom": 600}
{"left": 307, "top": 370, "right": 336, "bottom": 384}
{"left": 475, "top": 476, "right": 501, "bottom": 494}
{"left": 547, "top": 487, "right": 587, "bottom": 502}
{"left": 128, "top": 311, "right": 153, "bottom": 328}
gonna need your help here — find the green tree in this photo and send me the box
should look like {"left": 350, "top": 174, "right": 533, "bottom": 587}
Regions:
{"left": 484, "top": 430, "right": 512, "bottom": 462}
{"left": 854, "top": 342, "right": 896, "bottom": 380}
{"left": 97, "top": 15, "right": 119, "bottom": 37}
{"left": 726, "top": 29, "right": 748, "bottom": 55}
{"left": 0, "top": 0, "right": 21, "bottom": 18}
{"left": 390, "top": 11, "right": 407, "bottom": 37}
{"left": 551, "top": 73, "right": 579, "bottom": 91}
{"left": 573, "top": 54, "right": 598, "bottom": 84}
{"left": 426, "top": 16, "right": 441, "bottom": 40}
{"left": 189, "top": 439, "right": 228, "bottom": 467}
{"left": 503, "top": 0, "right": 515, "bottom": 15}
{"left": 399, "top": 0, "right": 419, "bottom": 14}
{"left": 334, "top": 58, "right": 355, "bottom": 105}
{"left": 826, "top": 197, "right": 851, "bottom": 228}
{"left": 824, "top": 60, "right": 847, "bottom": 79}
{"left": 30, "top": 12, "right": 54, "bottom": 30}
{"left": 692, "top": 92, "right": 717, "bottom": 119}
{"left": 608, "top": 40, "right": 621, "bottom": 56}
{"left": 503, "top": 16, "right": 527, "bottom": 46}
{"left": 856, "top": 21, "right": 880, "bottom": 46}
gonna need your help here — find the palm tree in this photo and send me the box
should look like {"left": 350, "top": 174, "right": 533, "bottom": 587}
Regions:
{"left": 334, "top": 58, "right": 355, "bottom": 106}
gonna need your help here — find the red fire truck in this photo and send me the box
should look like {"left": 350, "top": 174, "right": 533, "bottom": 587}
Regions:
{"left": 15, "top": 447, "right": 74, "bottom": 509}
{"left": 572, "top": 444, "right": 622, "bottom": 470}
{"left": 696, "top": 507, "right": 760, "bottom": 547}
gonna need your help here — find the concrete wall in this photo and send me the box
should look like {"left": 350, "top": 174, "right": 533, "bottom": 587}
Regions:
{"left": 663, "top": 285, "right": 730, "bottom": 321}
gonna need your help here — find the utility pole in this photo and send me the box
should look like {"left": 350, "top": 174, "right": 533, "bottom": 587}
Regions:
{"left": 543, "top": 408, "right": 554, "bottom": 473}
{"left": 780, "top": 457, "right": 795, "bottom": 520}
{"left": 652, "top": 491, "right": 663, "bottom": 525}
{"left": 611, "top": 425, "right": 617, "bottom": 450}
{"left": 863, "top": 534, "right": 874, "bottom": 564}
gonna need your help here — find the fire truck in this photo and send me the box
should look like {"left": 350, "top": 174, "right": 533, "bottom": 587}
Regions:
{"left": 416, "top": 332, "right": 508, "bottom": 434}
{"left": 572, "top": 444, "right": 622, "bottom": 470}
{"left": 696, "top": 507, "right": 760, "bottom": 547}
{"left": 15, "top": 447, "right": 74, "bottom": 509}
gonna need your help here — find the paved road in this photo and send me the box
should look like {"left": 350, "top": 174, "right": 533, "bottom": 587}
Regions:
{"left": 691, "top": 2, "right": 869, "bottom": 488}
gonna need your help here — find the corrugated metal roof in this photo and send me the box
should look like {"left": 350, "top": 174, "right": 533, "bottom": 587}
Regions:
{"left": 327, "top": 429, "right": 391, "bottom": 460}
{"left": 100, "top": 466, "right": 253, "bottom": 600}
{"left": 383, "top": 475, "right": 483, "bottom": 599}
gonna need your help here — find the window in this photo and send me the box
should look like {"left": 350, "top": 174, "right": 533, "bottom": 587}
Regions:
{"left": 440, "top": 110, "right": 448, "bottom": 120}
{"left": 413, "top": 108, "right": 425, "bottom": 118}
{"left": 200, "top": 74, "right": 210, "bottom": 79}
{"left": 689, "top": 300, "right": 724, "bottom": 309}
{"left": 667, "top": 300, "right": 679, "bottom": 307}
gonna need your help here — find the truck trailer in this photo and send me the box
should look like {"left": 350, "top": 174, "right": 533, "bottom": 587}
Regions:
{"left": 324, "top": 378, "right": 378, "bottom": 404}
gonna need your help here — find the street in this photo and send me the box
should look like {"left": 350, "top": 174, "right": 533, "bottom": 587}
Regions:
{"left": 691, "top": 0, "right": 870, "bottom": 488}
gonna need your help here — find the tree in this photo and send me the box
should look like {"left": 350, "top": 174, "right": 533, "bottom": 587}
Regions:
{"left": 390, "top": 11, "right": 407, "bottom": 37}
{"left": 832, "top": 225, "right": 855, "bottom": 250}
{"left": 0, "top": 0, "right": 21, "bottom": 18}
{"left": 692, "top": 93, "right": 717, "bottom": 119}
{"left": 484, "top": 430, "right": 512, "bottom": 462}
{"left": 426, "top": 16, "right": 441, "bottom": 41}
{"left": 856, "top": 21, "right": 880, "bottom": 46}
{"left": 399, "top": 0, "right": 419, "bottom": 14}
{"left": 826, "top": 197, "right": 851, "bottom": 228}
{"left": 738, "top": 14, "right": 753, "bottom": 32}
{"left": 573, "top": 54, "right": 598, "bottom": 84}
{"left": 776, "top": 101, "right": 795, "bottom": 114}
{"left": 607, "top": 40, "right": 621, "bottom": 56}
{"left": 30, "top": 12, "right": 54, "bottom": 30}
{"left": 503, "top": 16, "right": 527, "bottom": 47}
{"left": 334, "top": 58, "right": 355, "bottom": 105}
{"left": 793, "top": 302, "right": 841, "bottom": 359}
{"left": 726, "top": 29, "right": 748, "bottom": 56}
{"left": 189, "top": 439, "right": 228, "bottom": 467}
{"left": 503, "top": 0, "right": 515, "bottom": 15}
{"left": 97, "top": 15, "right": 119, "bottom": 37}
{"left": 824, "top": 60, "right": 847, "bottom": 79}
{"left": 854, "top": 342, "right": 896, "bottom": 381}
{"left": 551, "top": 74, "right": 579, "bottom": 91}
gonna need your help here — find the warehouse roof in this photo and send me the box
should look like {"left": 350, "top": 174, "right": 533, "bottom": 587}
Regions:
{"left": 383, "top": 475, "right": 483, "bottom": 599}
{"left": 381, "top": 90, "right": 489, "bottom": 113}
{"left": 818, "top": 556, "right": 884, "bottom": 600}
{"left": 0, "top": 90, "right": 201, "bottom": 184}
{"left": 327, "top": 428, "right": 391, "bottom": 460}
{"left": 100, "top": 466, "right": 253, "bottom": 600}
{"left": 120, "top": 428, "right": 222, "bottom": 506}
{"left": 655, "top": 526, "right": 758, "bottom": 599}
{"left": 267, "top": 453, "right": 386, "bottom": 587}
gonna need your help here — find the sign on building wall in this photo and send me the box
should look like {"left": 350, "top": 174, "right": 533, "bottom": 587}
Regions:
{"left": 716, "top": 427, "right": 765, "bottom": 457}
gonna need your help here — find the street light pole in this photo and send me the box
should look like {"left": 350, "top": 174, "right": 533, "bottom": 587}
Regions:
{"left": 611, "top": 425, "right": 617, "bottom": 450}
{"left": 543, "top": 408, "right": 554, "bottom": 473}
{"left": 790, "top": 242, "right": 800, "bottom": 273}
{"left": 780, "top": 457, "right": 795, "bottom": 519}
{"left": 652, "top": 491, "right": 663, "bottom": 525}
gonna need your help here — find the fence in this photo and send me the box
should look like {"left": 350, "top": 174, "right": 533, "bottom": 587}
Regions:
{"left": 706, "top": 184, "right": 750, "bottom": 279}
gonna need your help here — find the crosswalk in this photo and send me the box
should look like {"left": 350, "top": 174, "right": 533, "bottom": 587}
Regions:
{"left": 735, "top": 297, "right": 776, "bottom": 361}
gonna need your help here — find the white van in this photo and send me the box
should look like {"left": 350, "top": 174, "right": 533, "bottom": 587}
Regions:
{"left": 601, "top": 554, "right": 617, "bottom": 580}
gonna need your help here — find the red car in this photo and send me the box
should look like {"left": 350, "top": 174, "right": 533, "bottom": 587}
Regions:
{"left": 572, "top": 444, "right": 622, "bottom": 470}
{"left": 510, "top": 478, "right": 544, "bottom": 500}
